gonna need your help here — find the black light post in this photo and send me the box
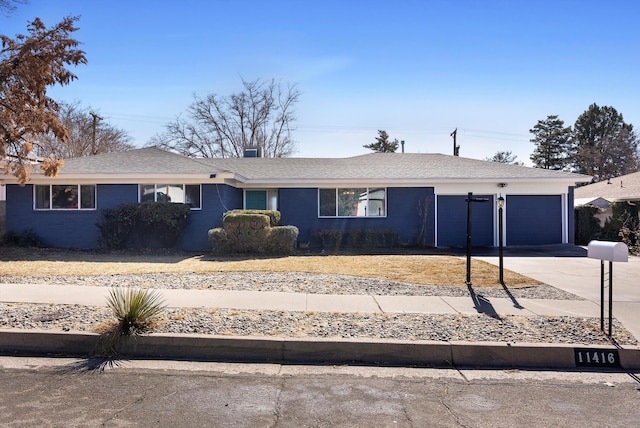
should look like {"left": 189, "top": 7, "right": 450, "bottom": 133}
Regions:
{"left": 497, "top": 195, "right": 505, "bottom": 285}
{"left": 465, "top": 192, "right": 489, "bottom": 285}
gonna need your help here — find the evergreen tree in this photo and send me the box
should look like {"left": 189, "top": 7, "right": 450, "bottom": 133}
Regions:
{"left": 485, "top": 150, "right": 524, "bottom": 165}
{"left": 363, "top": 130, "right": 399, "bottom": 153}
{"left": 529, "top": 115, "right": 573, "bottom": 170}
{"left": 572, "top": 104, "right": 639, "bottom": 182}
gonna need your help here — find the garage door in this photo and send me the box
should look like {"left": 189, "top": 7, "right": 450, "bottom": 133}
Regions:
{"left": 437, "top": 195, "right": 494, "bottom": 247}
{"left": 506, "top": 195, "right": 562, "bottom": 245}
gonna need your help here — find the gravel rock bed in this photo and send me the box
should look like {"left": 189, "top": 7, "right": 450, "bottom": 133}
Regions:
{"left": 0, "top": 303, "right": 636, "bottom": 346}
{"left": 0, "top": 272, "right": 583, "bottom": 300}
{"left": 3, "top": 272, "right": 633, "bottom": 346}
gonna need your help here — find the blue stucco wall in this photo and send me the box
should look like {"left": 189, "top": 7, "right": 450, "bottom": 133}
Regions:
{"left": 278, "top": 187, "right": 435, "bottom": 246}
{"left": 6, "top": 183, "right": 241, "bottom": 251}
{"left": 437, "top": 195, "right": 494, "bottom": 248}
{"left": 6, "top": 184, "right": 137, "bottom": 249}
{"left": 506, "top": 195, "right": 562, "bottom": 245}
{"left": 178, "top": 184, "right": 242, "bottom": 251}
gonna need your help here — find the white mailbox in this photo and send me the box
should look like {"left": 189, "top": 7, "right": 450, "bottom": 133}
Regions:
{"left": 587, "top": 240, "right": 629, "bottom": 262}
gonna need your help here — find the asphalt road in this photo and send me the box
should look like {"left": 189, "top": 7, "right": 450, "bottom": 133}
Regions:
{"left": 1, "top": 357, "right": 639, "bottom": 427}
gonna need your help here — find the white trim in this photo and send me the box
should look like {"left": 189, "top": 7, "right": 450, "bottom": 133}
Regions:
{"left": 433, "top": 194, "right": 439, "bottom": 246}
{"left": 137, "top": 184, "right": 202, "bottom": 210}
{"left": 33, "top": 184, "right": 97, "bottom": 211}
{"left": 243, "top": 189, "right": 278, "bottom": 210}
{"left": 317, "top": 187, "right": 388, "bottom": 218}
{"left": 562, "top": 193, "right": 568, "bottom": 244}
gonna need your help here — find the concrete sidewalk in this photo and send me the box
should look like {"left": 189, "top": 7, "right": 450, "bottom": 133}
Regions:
{"left": 0, "top": 282, "right": 604, "bottom": 318}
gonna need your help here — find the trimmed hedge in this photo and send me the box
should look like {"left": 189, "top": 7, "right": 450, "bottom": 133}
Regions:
{"left": 209, "top": 210, "right": 298, "bottom": 255}
{"left": 267, "top": 226, "right": 300, "bottom": 254}
{"left": 223, "top": 209, "right": 281, "bottom": 227}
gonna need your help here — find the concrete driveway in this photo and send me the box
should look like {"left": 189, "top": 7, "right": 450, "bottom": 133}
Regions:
{"left": 477, "top": 253, "right": 640, "bottom": 341}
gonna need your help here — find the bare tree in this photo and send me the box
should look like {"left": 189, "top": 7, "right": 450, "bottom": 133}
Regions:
{"left": 0, "top": 17, "right": 86, "bottom": 184}
{"left": 151, "top": 78, "right": 301, "bottom": 158}
{"left": 0, "top": 0, "right": 27, "bottom": 16}
{"left": 31, "top": 101, "right": 134, "bottom": 158}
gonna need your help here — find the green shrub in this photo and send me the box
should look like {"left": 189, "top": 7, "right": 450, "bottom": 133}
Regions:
{"left": 208, "top": 227, "right": 231, "bottom": 253}
{"left": 97, "top": 202, "right": 191, "bottom": 250}
{"left": 1, "top": 229, "right": 45, "bottom": 247}
{"left": 267, "top": 226, "right": 299, "bottom": 254}
{"left": 209, "top": 210, "right": 298, "bottom": 255}
{"left": 574, "top": 205, "right": 602, "bottom": 245}
{"left": 219, "top": 213, "right": 270, "bottom": 253}
{"left": 134, "top": 202, "right": 191, "bottom": 248}
{"left": 309, "top": 229, "right": 399, "bottom": 251}
{"left": 97, "top": 204, "right": 138, "bottom": 250}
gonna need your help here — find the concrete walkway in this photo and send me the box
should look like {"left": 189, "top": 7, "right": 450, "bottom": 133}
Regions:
{"left": 477, "top": 255, "right": 640, "bottom": 341}
{"left": 0, "top": 282, "right": 603, "bottom": 319}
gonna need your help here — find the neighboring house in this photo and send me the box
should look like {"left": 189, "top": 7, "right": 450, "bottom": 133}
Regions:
{"left": 574, "top": 171, "right": 640, "bottom": 225}
{"left": 2, "top": 147, "right": 590, "bottom": 251}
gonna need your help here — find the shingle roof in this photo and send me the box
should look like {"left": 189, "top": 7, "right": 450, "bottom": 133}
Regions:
{"left": 31, "top": 147, "right": 590, "bottom": 184}
{"left": 574, "top": 170, "right": 640, "bottom": 201}
{"left": 57, "top": 147, "right": 214, "bottom": 175}
{"left": 200, "top": 153, "right": 589, "bottom": 182}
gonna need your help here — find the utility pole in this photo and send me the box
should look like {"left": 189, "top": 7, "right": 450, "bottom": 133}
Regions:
{"left": 451, "top": 128, "right": 459, "bottom": 156}
{"left": 89, "top": 112, "right": 102, "bottom": 155}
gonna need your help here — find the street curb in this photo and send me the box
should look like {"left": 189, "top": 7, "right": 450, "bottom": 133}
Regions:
{"left": 1, "top": 329, "right": 639, "bottom": 370}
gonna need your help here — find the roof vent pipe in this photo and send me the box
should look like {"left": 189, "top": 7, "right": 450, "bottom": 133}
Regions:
{"left": 401, "top": 140, "right": 405, "bottom": 153}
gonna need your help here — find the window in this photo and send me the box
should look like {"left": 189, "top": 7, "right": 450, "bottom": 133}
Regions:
{"left": 139, "top": 184, "right": 201, "bottom": 209}
{"left": 34, "top": 185, "right": 96, "bottom": 210}
{"left": 244, "top": 189, "right": 278, "bottom": 210}
{"left": 318, "top": 188, "right": 386, "bottom": 217}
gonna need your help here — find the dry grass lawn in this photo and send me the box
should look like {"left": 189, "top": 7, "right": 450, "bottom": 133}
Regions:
{"left": 0, "top": 248, "right": 540, "bottom": 288}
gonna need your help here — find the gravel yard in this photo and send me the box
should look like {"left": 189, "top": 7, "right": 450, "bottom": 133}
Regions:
{"left": 1, "top": 272, "right": 637, "bottom": 346}
{"left": 0, "top": 272, "right": 581, "bottom": 299}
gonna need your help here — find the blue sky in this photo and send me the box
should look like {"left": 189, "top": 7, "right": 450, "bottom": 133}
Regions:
{"left": 3, "top": 0, "right": 640, "bottom": 165}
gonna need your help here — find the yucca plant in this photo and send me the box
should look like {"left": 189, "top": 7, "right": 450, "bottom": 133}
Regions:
{"left": 99, "top": 287, "right": 166, "bottom": 356}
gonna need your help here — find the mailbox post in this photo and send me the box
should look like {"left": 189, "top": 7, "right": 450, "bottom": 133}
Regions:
{"left": 587, "top": 240, "right": 629, "bottom": 337}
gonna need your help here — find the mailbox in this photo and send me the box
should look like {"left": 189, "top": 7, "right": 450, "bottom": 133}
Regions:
{"left": 587, "top": 240, "right": 628, "bottom": 262}
{"left": 587, "top": 240, "right": 628, "bottom": 338}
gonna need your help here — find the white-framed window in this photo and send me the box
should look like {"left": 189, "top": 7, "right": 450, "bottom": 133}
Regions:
{"left": 244, "top": 189, "right": 278, "bottom": 210}
{"left": 138, "top": 184, "right": 201, "bottom": 209}
{"left": 318, "top": 188, "right": 386, "bottom": 217}
{"left": 34, "top": 184, "right": 96, "bottom": 210}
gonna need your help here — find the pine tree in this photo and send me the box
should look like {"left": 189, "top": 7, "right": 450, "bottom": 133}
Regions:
{"left": 363, "top": 130, "right": 399, "bottom": 153}
{"left": 529, "top": 115, "right": 573, "bottom": 170}
{"left": 572, "top": 104, "right": 639, "bottom": 182}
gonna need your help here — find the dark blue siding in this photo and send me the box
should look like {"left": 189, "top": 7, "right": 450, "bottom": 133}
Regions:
{"left": 437, "top": 195, "right": 494, "bottom": 247}
{"left": 506, "top": 195, "right": 562, "bottom": 245}
{"left": 279, "top": 187, "right": 435, "bottom": 246}
{"left": 6, "top": 184, "right": 137, "bottom": 249}
{"left": 179, "top": 184, "right": 242, "bottom": 251}
{"left": 6, "top": 183, "right": 239, "bottom": 251}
